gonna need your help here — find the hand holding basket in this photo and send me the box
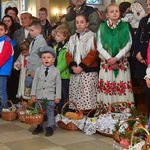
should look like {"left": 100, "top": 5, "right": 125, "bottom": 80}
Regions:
{"left": 24, "top": 100, "right": 43, "bottom": 125}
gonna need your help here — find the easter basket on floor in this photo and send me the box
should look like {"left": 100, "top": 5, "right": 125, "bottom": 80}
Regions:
{"left": 24, "top": 100, "right": 44, "bottom": 125}
{"left": 128, "top": 125, "right": 150, "bottom": 150}
{"left": 96, "top": 102, "right": 131, "bottom": 137}
{"left": 57, "top": 101, "right": 84, "bottom": 131}
{"left": 16, "top": 98, "right": 30, "bottom": 122}
{"left": 17, "top": 104, "right": 29, "bottom": 122}
{"left": 83, "top": 109, "right": 98, "bottom": 135}
{"left": 2, "top": 100, "right": 17, "bottom": 121}
{"left": 113, "top": 118, "right": 144, "bottom": 150}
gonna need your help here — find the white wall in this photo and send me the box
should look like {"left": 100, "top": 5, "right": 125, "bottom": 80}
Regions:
{"left": 1, "top": 0, "right": 18, "bottom": 19}
{"left": 27, "top": 0, "right": 50, "bottom": 21}
{"left": 27, "top": 0, "right": 37, "bottom": 17}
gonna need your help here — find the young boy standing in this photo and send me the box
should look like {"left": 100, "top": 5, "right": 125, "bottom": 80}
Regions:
{"left": 0, "top": 22, "right": 15, "bottom": 115}
{"left": 54, "top": 25, "right": 70, "bottom": 113}
{"left": 38, "top": 7, "right": 52, "bottom": 39}
{"left": 25, "top": 21, "right": 47, "bottom": 88}
{"left": 31, "top": 46, "right": 61, "bottom": 136}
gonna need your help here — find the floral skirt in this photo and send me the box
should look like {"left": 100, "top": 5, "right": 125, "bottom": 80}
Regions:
{"left": 69, "top": 71, "right": 98, "bottom": 110}
{"left": 97, "top": 58, "right": 134, "bottom": 112}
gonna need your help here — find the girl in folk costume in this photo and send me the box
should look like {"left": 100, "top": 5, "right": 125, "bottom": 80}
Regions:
{"left": 0, "top": 22, "right": 16, "bottom": 114}
{"left": 96, "top": 4, "right": 134, "bottom": 111}
{"left": 66, "top": 14, "right": 99, "bottom": 110}
{"left": 14, "top": 39, "right": 30, "bottom": 99}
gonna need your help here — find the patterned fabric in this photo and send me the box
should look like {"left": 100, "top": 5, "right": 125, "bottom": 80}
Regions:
{"left": 99, "top": 21, "right": 130, "bottom": 58}
{"left": 97, "top": 58, "right": 134, "bottom": 111}
{"left": 69, "top": 72, "right": 98, "bottom": 110}
{"left": 67, "top": 30, "right": 95, "bottom": 65}
{"left": 24, "top": 57, "right": 27, "bottom": 67}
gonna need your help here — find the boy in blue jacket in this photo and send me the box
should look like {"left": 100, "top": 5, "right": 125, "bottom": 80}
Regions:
{"left": 0, "top": 22, "right": 15, "bottom": 115}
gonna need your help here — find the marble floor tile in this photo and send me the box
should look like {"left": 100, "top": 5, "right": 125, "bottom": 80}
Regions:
{"left": 0, "top": 144, "right": 11, "bottom": 150}
{"left": 0, "top": 131, "right": 27, "bottom": 143}
{"left": 98, "top": 136, "right": 114, "bottom": 145}
{"left": 44, "top": 131, "right": 95, "bottom": 146}
{"left": 41, "top": 147, "right": 67, "bottom": 150}
{"left": 0, "top": 119, "right": 12, "bottom": 124}
{"left": 16, "top": 129, "right": 41, "bottom": 139}
{"left": 0, "top": 118, "right": 114, "bottom": 150}
{"left": 0, "top": 123, "right": 24, "bottom": 133}
{"left": 63, "top": 139, "right": 113, "bottom": 150}
{"left": 14, "top": 121, "right": 31, "bottom": 129}
{"left": 5, "top": 138, "right": 57, "bottom": 150}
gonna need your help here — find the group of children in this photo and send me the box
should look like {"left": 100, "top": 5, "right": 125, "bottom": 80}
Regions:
{"left": 0, "top": 3, "right": 150, "bottom": 136}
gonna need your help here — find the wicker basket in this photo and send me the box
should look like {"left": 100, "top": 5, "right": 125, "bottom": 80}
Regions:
{"left": 114, "top": 124, "right": 149, "bottom": 150}
{"left": 96, "top": 102, "right": 129, "bottom": 137}
{"left": 83, "top": 109, "right": 97, "bottom": 135}
{"left": 17, "top": 98, "right": 29, "bottom": 122}
{"left": 17, "top": 105, "right": 28, "bottom": 122}
{"left": 113, "top": 118, "right": 142, "bottom": 150}
{"left": 57, "top": 101, "right": 79, "bottom": 131}
{"left": 24, "top": 100, "right": 43, "bottom": 125}
{"left": 130, "top": 125, "right": 149, "bottom": 150}
{"left": 2, "top": 100, "right": 17, "bottom": 121}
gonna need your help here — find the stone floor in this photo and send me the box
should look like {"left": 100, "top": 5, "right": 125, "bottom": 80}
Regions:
{"left": 0, "top": 118, "right": 114, "bottom": 150}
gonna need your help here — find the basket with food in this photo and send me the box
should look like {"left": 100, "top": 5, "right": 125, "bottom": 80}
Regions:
{"left": 96, "top": 102, "right": 131, "bottom": 137}
{"left": 56, "top": 101, "right": 85, "bottom": 131}
{"left": 83, "top": 109, "right": 98, "bottom": 135}
{"left": 2, "top": 100, "right": 17, "bottom": 121}
{"left": 113, "top": 118, "right": 147, "bottom": 150}
{"left": 24, "top": 100, "right": 44, "bottom": 125}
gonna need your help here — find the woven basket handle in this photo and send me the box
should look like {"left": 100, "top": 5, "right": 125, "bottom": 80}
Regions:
{"left": 17, "top": 103, "right": 28, "bottom": 112}
{"left": 36, "top": 100, "right": 43, "bottom": 110}
{"left": 4, "top": 100, "right": 15, "bottom": 112}
{"left": 114, "top": 118, "right": 142, "bottom": 142}
{"left": 83, "top": 109, "right": 97, "bottom": 127}
{"left": 61, "top": 101, "right": 78, "bottom": 115}
{"left": 86, "top": 109, "right": 97, "bottom": 121}
{"left": 108, "top": 102, "right": 128, "bottom": 112}
{"left": 130, "top": 125, "right": 149, "bottom": 146}
{"left": 119, "top": 118, "right": 141, "bottom": 128}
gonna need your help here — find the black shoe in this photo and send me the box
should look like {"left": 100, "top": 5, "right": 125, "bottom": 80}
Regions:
{"left": 45, "top": 127, "right": 53, "bottom": 136}
{"left": 51, "top": 124, "right": 57, "bottom": 131}
{"left": 32, "top": 125, "right": 43, "bottom": 134}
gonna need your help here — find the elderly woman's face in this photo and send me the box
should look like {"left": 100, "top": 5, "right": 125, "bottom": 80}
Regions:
{"left": 21, "top": 13, "right": 33, "bottom": 28}
{"left": 72, "top": 0, "right": 85, "bottom": 7}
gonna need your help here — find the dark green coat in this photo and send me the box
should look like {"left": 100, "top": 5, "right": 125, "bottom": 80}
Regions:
{"left": 65, "top": 2, "right": 101, "bottom": 35}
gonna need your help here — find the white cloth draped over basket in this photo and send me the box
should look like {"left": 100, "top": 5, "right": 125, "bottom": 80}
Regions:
{"left": 55, "top": 114, "right": 86, "bottom": 130}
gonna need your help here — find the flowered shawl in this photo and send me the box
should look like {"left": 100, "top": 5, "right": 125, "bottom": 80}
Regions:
{"left": 67, "top": 30, "right": 95, "bottom": 65}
